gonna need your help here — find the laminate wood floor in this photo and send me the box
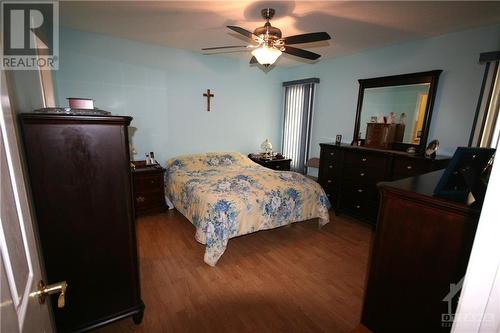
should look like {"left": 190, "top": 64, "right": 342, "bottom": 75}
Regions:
{"left": 96, "top": 210, "right": 373, "bottom": 333}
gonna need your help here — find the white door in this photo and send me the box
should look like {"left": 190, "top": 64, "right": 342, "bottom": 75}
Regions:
{"left": 0, "top": 68, "right": 54, "bottom": 332}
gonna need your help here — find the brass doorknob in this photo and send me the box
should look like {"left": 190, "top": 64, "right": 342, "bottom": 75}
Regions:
{"left": 33, "top": 280, "right": 68, "bottom": 308}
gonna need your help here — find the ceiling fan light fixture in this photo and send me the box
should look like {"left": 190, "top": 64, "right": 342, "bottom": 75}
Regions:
{"left": 251, "top": 46, "right": 282, "bottom": 66}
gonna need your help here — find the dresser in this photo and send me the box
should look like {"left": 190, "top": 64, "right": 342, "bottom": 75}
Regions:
{"left": 20, "top": 113, "right": 144, "bottom": 332}
{"left": 318, "top": 143, "right": 450, "bottom": 224}
{"left": 361, "top": 171, "right": 480, "bottom": 332}
{"left": 248, "top": 153, "right": 292, "bottom": 171}
{"left": 132, "top": 162, "right": 168, "bottom": 216}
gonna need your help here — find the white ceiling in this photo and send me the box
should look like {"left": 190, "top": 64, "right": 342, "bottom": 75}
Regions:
{"left": 60, "top": 1, "right": 500, "bottom": 67}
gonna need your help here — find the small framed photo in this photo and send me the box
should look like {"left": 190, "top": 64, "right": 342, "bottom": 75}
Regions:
{"left": 335, "top": 134, "right": 342, "bottom": 145}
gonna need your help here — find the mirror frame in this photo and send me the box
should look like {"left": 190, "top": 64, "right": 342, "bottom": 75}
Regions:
{"left": 353, "top": 70, "right": 442, "bottom": 153}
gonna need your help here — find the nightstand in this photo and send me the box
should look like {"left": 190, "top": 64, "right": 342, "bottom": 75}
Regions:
{"left": 131, "top": 161, "right": 168, "bottom": 216}
{"left": 248, "top": 153, "right": 292, "bottom": 171}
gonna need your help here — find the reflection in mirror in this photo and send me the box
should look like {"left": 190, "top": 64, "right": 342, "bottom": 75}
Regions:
{"left": 359, "top": 83, "right": 431, "bottom": 146}
{"left": 353, "top": 70, "right": 442, "bottom": 153}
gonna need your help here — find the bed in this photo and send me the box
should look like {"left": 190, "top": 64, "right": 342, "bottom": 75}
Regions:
{"left": 165, "top": 152, "right": 331, "bottom": 266}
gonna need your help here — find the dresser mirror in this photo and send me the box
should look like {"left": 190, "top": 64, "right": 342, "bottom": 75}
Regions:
{"left": 353, "top": 70, "right": 442, "bottom": 153}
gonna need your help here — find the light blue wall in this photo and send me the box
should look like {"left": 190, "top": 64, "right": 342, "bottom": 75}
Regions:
{"left": 282, "top": 24, "right": 500, "bottom": 156}
{"left": 55, "top": 24, "right": 500, "bottom": 166}
{"left": 54, "top": 28, "right": 285, "bottom": 166}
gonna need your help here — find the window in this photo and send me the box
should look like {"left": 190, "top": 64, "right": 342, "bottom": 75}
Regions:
{"left": 469, "top": 51, "right": 500, "bottom": 148}
{"left": 282, "top": 78, "right": 319, "bottom": 173}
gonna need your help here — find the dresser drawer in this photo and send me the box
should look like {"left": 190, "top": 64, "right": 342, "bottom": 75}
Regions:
{"left": 319, "top": 178, "right": 340, "bottom": 197}
{"left": 323, "top": 190, "right": 338, "bottom": 208}
{"left": 133, "top": 173, "right": 164, "bottom": 192}
{"left": 320, "top": 146, "right": 342, "bottom": 163}
{"left": 344, "top": 151, "right": 388, "bottom": 169}
{"left": 319, "top": 177, "right": 338, "bottom": 188}
{"left": 341, "top": 183, "right": 379, "bottom": 200}
{"left": 342, "top": 166, "right": 387, "bottom": 183}
{"left": 340, "top": 196, "right": 378, "bottom": 221}
{"left": 393, "top": 158, "right": 428, "bottom": 179}
{"left": 318, "top": 160, "right": 342, "bottom": 179}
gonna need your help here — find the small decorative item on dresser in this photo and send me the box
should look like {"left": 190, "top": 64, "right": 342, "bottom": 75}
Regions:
{"left": 335, "top": 134, "right": 342, "bottom": 145}
{"left": 67, "top": 97, "right": 94, "bottom": 109}
{"left": 406, "top": 146, "right": 417, "bottom": 155}
{"left": 425, "top": 139, "right": 440, "bottom": 158}
{"left": 132, "top": 161, "right": 168, "bottom": 216}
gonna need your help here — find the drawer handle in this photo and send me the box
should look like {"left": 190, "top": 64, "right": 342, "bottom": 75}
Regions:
{"left": 362, "top": 158, "right": 367, "bottom": 162}
{"left": 330, "top": 152, "right": 334, "bottom": 156}
{"left": 327, "top": 179, "right": 332, "bottom": 183}
{"left": 357, "top": 189, "right": 363, "bottom": 193}
{"left": 276, "top": 165, "right": 281, "bottom": 169}
{"left": 329, "top": 165, "right": 333, "bottom": 169}
{"left": 356, "top": 205, "right": 361, "bottom": 209}
{"left": 150, "top": 180, "right": 155, "bottom": 184}
{"left": 136, "top": 196, "right": 146, "bottom": 203}
{"left": 407, "top": 165, "right": 412, "bottom": 170}
{"left": 360, "top": 173, "right": 365, "bottom": 177}
{"left": 326, "top": 194, "right": 331, "bottom": 197}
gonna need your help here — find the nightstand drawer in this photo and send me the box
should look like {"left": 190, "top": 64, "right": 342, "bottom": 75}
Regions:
{"left": 134, "top": 173, "right": 163, "bottom": 192}
{"left": 248, "top": 155, "right": 292, "bottom": 171}
{"left": 134, "top": 191, "right": 165, "bottom": 210}
{"left": 132, "top": 162, "right": 167, "bottom": 216}
{"left": 268, "top": 160, "right": 291, "bottom": 170}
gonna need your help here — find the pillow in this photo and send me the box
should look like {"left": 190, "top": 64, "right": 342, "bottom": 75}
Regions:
{"left": 166, "top": 152, "right": 253, "bottom": 172}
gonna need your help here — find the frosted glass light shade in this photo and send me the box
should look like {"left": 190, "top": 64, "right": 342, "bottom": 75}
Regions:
{"left": 251, "top": 46, "right": 282, "bottom": 66}
{"left": 261, "top": 139, "right": 273, "bottom": 153}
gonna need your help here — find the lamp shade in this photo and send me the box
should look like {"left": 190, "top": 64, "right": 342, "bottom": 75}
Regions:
{"left": 261, "top": 139, "right": 273, "bottom": 153}
{"left": 251, "top": 46, "right": 282, "bottom": 66}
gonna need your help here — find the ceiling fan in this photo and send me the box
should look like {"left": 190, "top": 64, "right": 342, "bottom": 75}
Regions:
{"left": 202, "top": 8, "right": 331, "bottom": 67}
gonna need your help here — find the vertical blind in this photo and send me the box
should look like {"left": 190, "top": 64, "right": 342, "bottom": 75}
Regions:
{"left": 282, "top": 78, "right": 319, "bottom": 173}
{"left": 469, "top": 51, "right": 500, "bottom": 148}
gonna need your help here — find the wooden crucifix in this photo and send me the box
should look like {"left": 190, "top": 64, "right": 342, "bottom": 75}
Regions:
{"left": 203, "top": 89, "right": 214, "bottom": 112}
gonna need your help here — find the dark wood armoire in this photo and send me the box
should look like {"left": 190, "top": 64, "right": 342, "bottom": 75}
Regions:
{"left": 19, "top": 113, "right": 144, "bottom": 332}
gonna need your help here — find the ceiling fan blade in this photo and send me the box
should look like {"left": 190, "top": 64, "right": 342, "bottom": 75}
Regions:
{"left": 250, "top": 56, "right": 257, "bottom": 64}
{"left": 283, "top": 46, "right": 321, "bottom": 60}
{"left": 284, "top": 32, "right": 331, "bottom": 45}
{"left": 202, "top": 45, "right": 249, "bottom": 51}
{"left": 227, "top": 26, "right": 260, "bottom": 41}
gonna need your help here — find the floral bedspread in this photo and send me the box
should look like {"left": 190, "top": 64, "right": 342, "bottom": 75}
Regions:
{"left": 165, "top": 152, "right": 331, "bottom": 266}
